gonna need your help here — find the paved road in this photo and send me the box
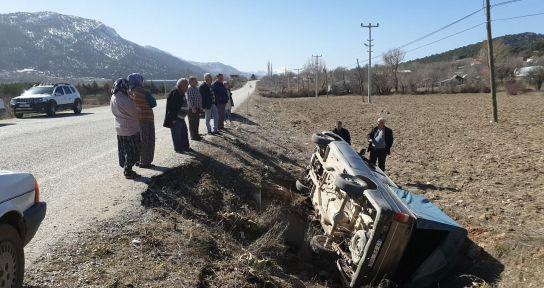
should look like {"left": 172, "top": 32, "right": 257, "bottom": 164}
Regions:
{"left": 0, "top": 80, "right": 256, "bottom": 264}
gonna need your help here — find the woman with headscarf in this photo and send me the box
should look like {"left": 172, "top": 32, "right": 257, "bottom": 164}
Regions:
{"left": 127, "top": 73, "right": 156, "bottom": 168}
{"left": 110, "top": 78, "right": 140, "bottom": 179}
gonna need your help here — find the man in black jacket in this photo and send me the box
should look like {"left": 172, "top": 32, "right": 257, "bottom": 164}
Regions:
{"left": 367, "top": 117, "right": 394, "bottom": 171}
{"left": 332, "top": 121, "right": 351, "bottom": 144}
{"left": 199, "top": 73, "right": 220, "bottom": 134}
{"left": 212, "top": 74, "right": 229, "bottom": 130}
{"left": 163, "top": 78, "right": 190, "bottom": 153}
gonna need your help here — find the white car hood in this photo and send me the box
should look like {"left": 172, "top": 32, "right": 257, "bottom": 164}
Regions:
{"left": 0, "top": 171, "right": 35, "bottom": 203}
{"left": 13, "top": 93, "right": 50, "bottom": 99}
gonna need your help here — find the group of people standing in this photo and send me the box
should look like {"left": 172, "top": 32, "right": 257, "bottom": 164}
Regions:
{"left": 110, "top": 72, "right": 233, "bottom": 179}
{"left": 332, "top": 118, "right": 394, "bottom": 172}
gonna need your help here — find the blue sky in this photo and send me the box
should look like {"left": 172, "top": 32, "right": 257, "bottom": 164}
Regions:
{"left": 1, "top": 0, "right": 543, "bottom": 73}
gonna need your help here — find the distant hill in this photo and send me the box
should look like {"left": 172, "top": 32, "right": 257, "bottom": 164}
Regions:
{"left": 189, "top": 61, "right": 248, "bottom": 77}
{"left": 410, "top": 32, "right": 544, "bottom": 64}
{"left": 0, "top": 12, "right": 245, "bottom": 81}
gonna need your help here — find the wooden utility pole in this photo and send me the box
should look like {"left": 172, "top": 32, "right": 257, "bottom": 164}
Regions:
{"left": 285, "top": 67, "right": 289, "bottom": 90}
{"left": 361, "top": 22, "right": 379, "bottom": 103}
{"left": 486, "top": 0, "right": 499, "bottom": 122}
{"left": 294, "top": 68, "right": 302, "bottom": 92}
{"left": 312, "top": 54, "right": 322, "bottom": 97}
{"left": 356, "top": 58, "right": 364, "bottom": 103}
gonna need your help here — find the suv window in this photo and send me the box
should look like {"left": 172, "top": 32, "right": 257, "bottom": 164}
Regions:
{"left": 54, "top": 87, "right": 64, "bottom": 96}
{"left": 69, "top": 86, "right": 76, "bottom": 93}
{"left": 62, "top": 86, "right": 72, "bottom": 95}
{"left": 24, "top": 86, "right": 54, "bottom": 95}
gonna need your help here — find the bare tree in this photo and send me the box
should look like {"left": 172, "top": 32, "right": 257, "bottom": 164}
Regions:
{"left": 372, "top": 66, "right": 393, "bottom": 95}
{"left": 527, "top": 66, "right": 544, "bottom": 90}
{"left": 383, "top": 48, "right": 406, "bottom": 93}
{"left": 479, "top": 39, "right": 519, "bottom": 83}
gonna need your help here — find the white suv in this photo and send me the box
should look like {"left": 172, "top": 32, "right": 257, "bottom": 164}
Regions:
{"left": 0, "top": 171, "right": 46, "bottom": 287}
{"left": 10, "top": 83, "right": 82, "bottom": 118}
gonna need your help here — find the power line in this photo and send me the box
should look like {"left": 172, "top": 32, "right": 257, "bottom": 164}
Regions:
{"left": 398, "top": 8, "right": 484, "bottom": 49}
{"left": 406, "top": 23, "right": 485, "bottom": 53}
{"left": 494, "top": 11, "right": 544, "bottom": 21}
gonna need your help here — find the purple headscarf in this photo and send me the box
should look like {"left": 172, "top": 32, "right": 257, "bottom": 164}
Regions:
{"left": 127, "top": 73, "right": 144, "bottom": 89}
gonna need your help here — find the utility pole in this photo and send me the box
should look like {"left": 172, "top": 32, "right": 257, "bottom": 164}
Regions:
{"left": 356, "top": 58, "right": 364, "bottom": 103}
{"left": 285, "top": 67, "right": 290, "bottom": 90}
{"left": 485, "top": 0, "right": 498, "bottom": 122}
{"left": 361, "top": 22, "right": 379, "bottom": 103}
{"left": 312, "top": 54, "right": 322, "bottom": 97}
{"left": 294, "top": 68, "right": 302, "bottom": 92}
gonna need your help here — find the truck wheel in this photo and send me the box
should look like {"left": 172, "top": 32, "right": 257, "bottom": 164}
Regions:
{"left": 312, "top": 133, "right": 335, "bottom": 146}
{"left": 296, "top": 180, "right": 309, "bottom": 194}
{"left": 0, "top": 224, "right": 24, "bottom": 288}
{"left": 15, "top": 113, "right": 24, "bottom": 119}
{"left": 46, "top": 101, "right": 57, "bottom": 117}
{"left": 335, "top": 174, "right": 368, "bottom": 197}
{"left": 73, "top": 99, "right": 82, "bottom": 114}
{"left": 310, "top": 235, "right": 338, "bottom": 260}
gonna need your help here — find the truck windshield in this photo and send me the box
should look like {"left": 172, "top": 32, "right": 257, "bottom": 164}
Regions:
{"left": 24, "top": 86, "right": 54, "bottom": 95}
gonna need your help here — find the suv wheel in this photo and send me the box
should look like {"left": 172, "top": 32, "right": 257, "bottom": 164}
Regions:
{"left": 46, "top": 101, "right": 57, "bottom": 117}
{"left": 0, "top": 224, "right": 24, "bottom": 288}
{"left": 14, "top": 113, "right": 24, "bottom": 119}
{"left": 73, "top": 99, "right": 82, "bottom": 114}
{"left": 335, "top": 174, "right": 368, "bottom": 197}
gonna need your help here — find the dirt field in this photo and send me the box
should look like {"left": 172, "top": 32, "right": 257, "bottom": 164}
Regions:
{"left": 24, "top": 88, "right": 543, "bottom": 287}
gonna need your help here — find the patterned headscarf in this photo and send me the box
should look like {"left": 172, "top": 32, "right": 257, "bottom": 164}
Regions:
{"left": 111, "top": 78, "right": 129, "bottom": 95}
{"left": 127, "top": 73, "right": 144, "bottom": 89}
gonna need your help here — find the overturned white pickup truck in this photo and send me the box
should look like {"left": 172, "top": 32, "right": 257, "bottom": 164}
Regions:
{"left": 297, "top": 132, "right": 467, "bottom": 287}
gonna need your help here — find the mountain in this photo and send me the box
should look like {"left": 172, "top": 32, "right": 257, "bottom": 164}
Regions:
{"left": 0, "top": 12, "right": 244, "bottom": 81}
{"left": 410, "top": 32, "right": 544, "bottom": 64}
{"left": 189, "top": 61, "right": 248, "bottom": 77}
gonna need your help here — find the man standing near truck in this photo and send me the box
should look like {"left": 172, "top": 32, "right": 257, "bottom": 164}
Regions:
{"left": 367, "top": 117, "right": 394, "bottom": 171}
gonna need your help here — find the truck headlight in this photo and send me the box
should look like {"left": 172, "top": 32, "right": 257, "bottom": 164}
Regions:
{"left": 10, "top": 99, "right": 16, "bottom": 105}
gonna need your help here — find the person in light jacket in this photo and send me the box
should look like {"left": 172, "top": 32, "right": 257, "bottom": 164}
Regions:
{"left": 110, "top": 78, "right": 140, "bottom": 179}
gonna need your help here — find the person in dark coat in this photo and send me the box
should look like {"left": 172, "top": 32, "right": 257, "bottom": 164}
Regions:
{"left": 367, "top": 117, "right": 394, "bottom": 171}
{"left": 332, "top": 121, "right": 351, "bottom": 144}
{"left": 212, "top": 74, "right": 229, "bottom": 130}
{"left": 199, "top": 73, "right": 219, "bottom": 134}
{"left": 164, "top": 78, "right": 191, "bottom": 153}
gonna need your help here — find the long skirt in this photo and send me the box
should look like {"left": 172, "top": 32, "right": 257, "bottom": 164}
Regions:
{"left": 139, "top": 122, "right": 155, "bottom": 165}
{"left": 171, "top": 119, "right": 190, "bottom": 152}
{"left": 117, "top": 133, "right": 141, "bottom": 172}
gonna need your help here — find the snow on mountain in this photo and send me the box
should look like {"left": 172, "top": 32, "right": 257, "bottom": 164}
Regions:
{"left": 0, "top": 12, "right": 243, "bottom": 81}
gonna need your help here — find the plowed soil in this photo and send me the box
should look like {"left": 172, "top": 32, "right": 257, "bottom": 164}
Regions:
{"left": 24, "top": 88, "right": 544, "bottom": 288}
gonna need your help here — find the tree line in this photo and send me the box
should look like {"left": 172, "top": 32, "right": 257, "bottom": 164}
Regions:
{"left": 260, "top": 40, "right": 544, "bottom": 98}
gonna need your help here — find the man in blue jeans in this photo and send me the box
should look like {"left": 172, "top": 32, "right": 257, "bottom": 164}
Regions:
{"left": 199, "top": 73, "right": 220, "bottom": 135}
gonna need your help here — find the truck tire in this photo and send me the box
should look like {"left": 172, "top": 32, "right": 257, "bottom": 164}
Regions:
{"left": 312, "top": 133, "right": 335, "bottom": 146}
{"left": 0, "top": 223, "right": 24, "bottom": 288}
{"left": 15, "top": 113, "right": 24, "bottom": 119}
{"left": 335, "top": 174, "right": 368, "bottom": 197}
{"left": 310, "top": 235, "right": 338, "bottom": 260}
{"left": 46, "top": 101, "right": 57, "bottom": 117}
{"left": 73, "top": 99, "right": 82, "bottom": 114}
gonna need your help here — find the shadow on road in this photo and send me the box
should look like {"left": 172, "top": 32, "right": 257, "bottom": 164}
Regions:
{"left": 231, "top": 113, "right": 259, "bottom": 126}
{"left": 0, "top": 123, "right": 15, "bottom": 128}
{"left": 22, "top": 112, "right": 94, "bottom": 119}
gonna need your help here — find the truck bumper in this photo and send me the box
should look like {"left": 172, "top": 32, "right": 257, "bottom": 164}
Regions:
{"left": 23, "top": 202, "right": 46, "bottom": 246}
